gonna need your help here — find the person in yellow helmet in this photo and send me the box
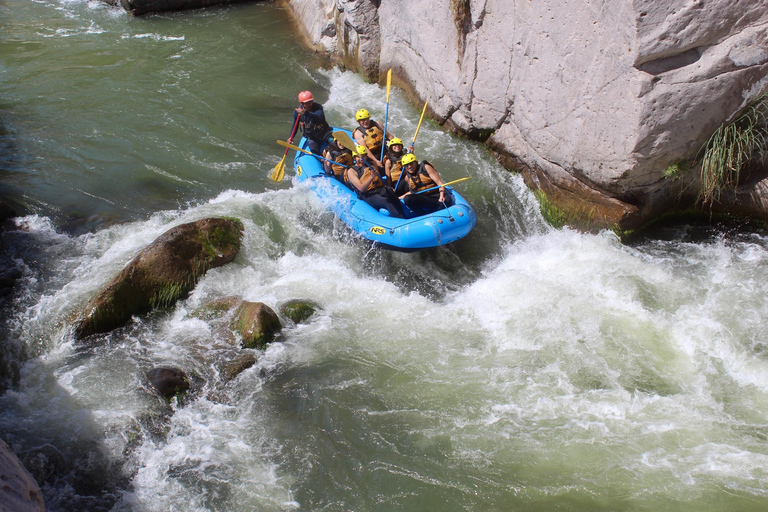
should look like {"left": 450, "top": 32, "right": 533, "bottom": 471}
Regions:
{"left": 345, "top": 145, "right": 405, "bottom": 218}
{"left": 352, "top": 108, "right": 392, "bottom": 171}
{"left": 399, "top": 153, "right": 451, "bottom": 215}
{"left": 383, "top": 138, "right": 408, "bottom": 195}
{"left": 289, "top": 90, "right": 333, "bottom": 153}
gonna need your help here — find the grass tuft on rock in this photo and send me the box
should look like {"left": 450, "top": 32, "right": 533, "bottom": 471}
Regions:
{"left": 698, "top": 95, "right": 768, "bottom": 206}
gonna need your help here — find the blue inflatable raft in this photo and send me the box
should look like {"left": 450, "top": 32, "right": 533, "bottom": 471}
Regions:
{"left": 292, "top": 130, "right": 476, "bottom": 251}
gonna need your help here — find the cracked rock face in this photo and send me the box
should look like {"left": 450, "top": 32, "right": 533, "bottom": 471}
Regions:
{"left": 286, "top": 0, "right": 768, "bottom": 228}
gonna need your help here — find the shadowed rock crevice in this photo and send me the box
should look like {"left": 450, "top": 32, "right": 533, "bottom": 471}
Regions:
{"left": 636, "top": 47, "right": 703, "bottom": 75}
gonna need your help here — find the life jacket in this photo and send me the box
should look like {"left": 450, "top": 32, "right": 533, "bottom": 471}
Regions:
{"left": 353, "top": 121, "right": 384, "bottom": 158}
{"left": 405, "top": 161, "right": 439, "bottom": 194}
{"left": 346, "top": 163, "right": 384, "bottom": 193}
{"left": 325, "top": 146, "right": 353, "bottom": 179}
{"left": 300, "top": 104, "right": 330, "bottom": 139}
{"left": 385, "top": 150, "right": 405, "bottom": 185}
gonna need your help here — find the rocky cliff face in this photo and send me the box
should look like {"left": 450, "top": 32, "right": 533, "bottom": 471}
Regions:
{"left": 284, "top": 0, "right": 768, "bottom": 230}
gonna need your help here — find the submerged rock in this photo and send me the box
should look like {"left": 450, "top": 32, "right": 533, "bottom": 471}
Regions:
{"left": 117, "top": 0, "right": 260, "bottom": 16}
{"left": 219, "top": 352, "right": 257, "bottom": 382}
{"left": 74, "top": 217, "right": 243, "bottom": 339}
{"left": 191, "top": 296, "right": 241, "bottom": 321}
{"left": 146, "top": 367, "right": 190, "bottom": 400}
{"left": 279, "top": 299, "right": 321, "bottom": 324}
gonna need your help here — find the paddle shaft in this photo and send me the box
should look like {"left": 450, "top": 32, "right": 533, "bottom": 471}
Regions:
{"left": 414, "top": 176, "right": 472, "bottom": 195}
{"left": 276, "top": 140, "right": 350, "bottom": 169}
{"left": 270, "top": 115, "right": 302, "bottom": 181}
{"left": 380, "top": 69, "right": 392, "bottom": 163}
{"left": 410, "top": 101, "right": 428, "bottom": 150}
{"left": 284, "top": 115, "right": 301, "bottom": 156}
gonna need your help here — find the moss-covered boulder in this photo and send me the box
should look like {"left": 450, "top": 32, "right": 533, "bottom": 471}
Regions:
{"left": 279, "top": 299, "right": 321, "bottom": 324}
{"left": 232, "top": 301, "right": 281, "bottom": 349}
{"left": 74, "top": 217, "right": 243, "bottom": 338}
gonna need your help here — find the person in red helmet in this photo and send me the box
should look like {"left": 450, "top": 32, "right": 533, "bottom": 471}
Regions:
{"left": 289, "top": 90, "right": 333, "bottom": 153}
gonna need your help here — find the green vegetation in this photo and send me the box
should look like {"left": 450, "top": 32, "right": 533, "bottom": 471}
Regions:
{"left": 535, "top": 190, "right": 569, "bottom": 228}
{"left": 535, "top": 190, "right": 598, "bottom": 231}
{"left": 198, "top": 218, "right": 243, "bottom": 260}
{"left": 279, "top": 299, "right": 319, "bottom": 324}
{"left": 698, "top": 95, "right": 768, "bottom": 205}
{"left": 149, "top": 280, "right": 188, "bottom": 310}
{"left": 662, "top": 160, "right": 689, "bottom": 181}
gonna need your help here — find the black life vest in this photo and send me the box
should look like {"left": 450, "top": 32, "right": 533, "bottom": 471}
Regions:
{"left": 300, "top": 104, "right": 330, "bottom": 139}
{"left": 325, "top": 146, "right": 353, "bottom": 179}
{"left": 385, "top": 150, "right": 405, "bottom": 185}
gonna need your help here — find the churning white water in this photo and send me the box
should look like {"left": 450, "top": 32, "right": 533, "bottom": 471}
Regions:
{"left": 4, "top": 180, "right": 768, "bottom": 511}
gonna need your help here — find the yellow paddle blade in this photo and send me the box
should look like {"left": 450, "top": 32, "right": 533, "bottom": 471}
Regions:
{"left": 332, "top": 131, "right": 357, "bottom": 152}
{"left": 385, "top": 69, "right": 392, "bottom": 102}
{"left": 270, "top": 156, "right": 286, "bottom": 182}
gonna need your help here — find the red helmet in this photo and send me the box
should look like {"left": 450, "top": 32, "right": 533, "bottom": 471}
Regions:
{"left": 298, "top": 91, "right": 314, "bottom": 103}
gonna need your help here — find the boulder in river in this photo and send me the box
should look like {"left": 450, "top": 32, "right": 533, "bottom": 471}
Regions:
{"left": 219, "top": 352, "right": 257, "bottom": 382}
{"left": 74, "top": 217, "right": 243, "bottom": 339}
{"left": 232, "top": 301, "right": 281, "bottom": 349}
{"left": 279, "top": 299, "right": 321, "bottom": 324}
{"left": 146, "top": 367, "right": 191, "bottom": 401}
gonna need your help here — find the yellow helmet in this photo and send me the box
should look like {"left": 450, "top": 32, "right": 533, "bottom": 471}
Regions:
{"left": 355, "top": 145, "right": 368, "bottom": 156}
{"left": 401, "top": 153, "right": 417, "bottom": 166}
{"left": 388, "top": 138, "right": 403, "bottom": 148}
{"left": 355, "top": 109, "right": 371, "bottom": 121}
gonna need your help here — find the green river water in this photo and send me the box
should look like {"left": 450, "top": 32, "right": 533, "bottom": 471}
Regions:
{"left": 2, "top": 1, "right": 768, "bottom": 511}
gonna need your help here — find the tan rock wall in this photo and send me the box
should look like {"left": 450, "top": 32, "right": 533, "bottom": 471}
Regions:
{"left": 0, "top": 439, "right": 45, "bottom": 512}
{"left": 283, "top": 0, "right": 768, "bottom": 228}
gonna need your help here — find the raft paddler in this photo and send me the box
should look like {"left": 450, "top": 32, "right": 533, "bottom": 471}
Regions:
{"left": 322, "top": 135, "right": 354, "bottom": 182}
{"left": 399, "top": 153, "right": 453, "bottom": 215}
{"left": 383, "top": 137, "right": 408, "bottom": 195}
{"left": 345, "top": 145, "right": 405, "bottom": 218}
{"left": 352, "top": 108, "right": 392, "bottom": 171}
{"left": 289, "top": 90, "right": 333, "bottom": 154}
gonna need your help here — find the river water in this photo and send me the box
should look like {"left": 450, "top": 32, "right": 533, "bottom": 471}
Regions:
{"left": 1, "top": 1, "right": 768, "bottom": 511}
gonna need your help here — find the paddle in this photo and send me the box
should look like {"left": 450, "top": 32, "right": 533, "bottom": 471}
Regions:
{"left": 276, "top": 140, "right": 350, "bottom": 170}
{"left": 332, "top": 130, "right": 357, "bottom": 153}
{"left": 380, "top": 69, "right": 392, "bottom": 163}
{"left": 270, "top": 115, "right": 301, "bottom": 182}
{"left": 414, "top": 176, "right": 472, "bottom": 194}
{"left": 410, "top": 100, "right": 428, "bottom": 151}
{"left": 393, "top": 101, "right": 430, "bottom": 192}
{"left": 330, "top": 130, "right": 382, "bottom": 177}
